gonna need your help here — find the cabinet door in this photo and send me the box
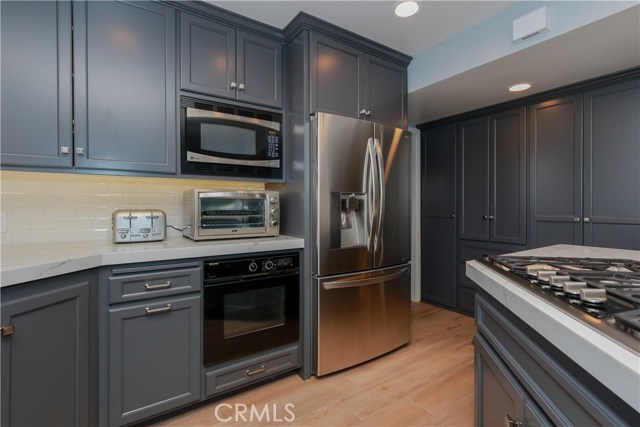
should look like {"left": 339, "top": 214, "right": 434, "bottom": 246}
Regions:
{"left": 475, "top": 334, "right": 527, "bottom": 427}
{"left": 528, "top": 95, "right": 583, "bottom": 248}
{"left": 180, "top": 12, "right": 236, "bottom": 100}
{"left": 458, "top": 117, "right": 490, "bottom": 241}
{"left": 584, "top": 78, "right": 640, "bottom": 250}
{"left": 0, "top": 1, "right": 73, "bottom": 168}
{"left": 489, "top": 108, "right": 527, "bottom": 245}
{"left": 421, "top": 125, "right": 456, "bottom": 307}
{"left": 108, "top": 295, "right": 200, "bottom": 427}
{"left": 237, "top": 31, "right": 283, "bottom": 108}
{"left": 365, "top": 56, "right": 406, "bottom": 128}
{"left": 73, "top": 1, "right": 176, "bottom": 173}
{"left": 1, "top": 275, "right": 91, "bottom": 427}
{"left": 310, "top": 33, "right": 364, "bottom": 118}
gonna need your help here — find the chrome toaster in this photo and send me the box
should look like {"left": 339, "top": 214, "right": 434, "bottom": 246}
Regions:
{"left": 112, "top": 210, "right": 166, "bottom": 243}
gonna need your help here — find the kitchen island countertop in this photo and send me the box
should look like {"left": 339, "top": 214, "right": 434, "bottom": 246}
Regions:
{"left": 0, "top": 235, "right": 304, "bottom": 288}
{"left": 467, "top": 244, "right": 640, "bottom": 413}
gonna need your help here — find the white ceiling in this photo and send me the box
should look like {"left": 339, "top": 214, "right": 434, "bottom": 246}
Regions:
{"left": 207, "top": 1, "right": 640, "bottom": 125}
{"left": 208, "top": 1, "right": 516, "bottom": 56}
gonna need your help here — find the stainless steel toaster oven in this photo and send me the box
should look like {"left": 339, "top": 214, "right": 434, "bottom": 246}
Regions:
{"left": 183, "top": 189, "right": 280, "bottom": 241}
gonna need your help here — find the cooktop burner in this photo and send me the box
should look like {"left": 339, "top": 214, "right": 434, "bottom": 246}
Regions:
{"left": 486, "top": 256, "right": 640, "bottom": 348}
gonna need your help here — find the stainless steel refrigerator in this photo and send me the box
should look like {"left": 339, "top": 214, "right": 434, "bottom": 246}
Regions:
{"left": 311, "top": 112, "right": 411, "bottom": 376}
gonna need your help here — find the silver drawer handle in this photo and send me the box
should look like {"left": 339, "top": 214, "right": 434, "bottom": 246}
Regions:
{"left": 145, "top": 304, "right": 172, "bottom": 314}
{"left": 145, "top": 281, "right": 171, "bottom": 290}
{"left": 246, "top": 365, "right": 266, "bottom": 376}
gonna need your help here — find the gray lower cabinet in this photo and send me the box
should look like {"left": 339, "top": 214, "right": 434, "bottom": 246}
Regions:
{"left": 73, "top": 0, "right": 177, "bottom": 173}
{"left": 421, "top": 124, "right": 457, "bottom": 308}
{"left": 529, "top": 77, "right": 640, "bottom": 250}
{"left": 107, "top": 295, "right": 201, "bottom": 427}
{"left": 310, "top": 32, "right": 407, "bottom": 128}
{"left": 100, "top": 261, "right": 203, "bottom": 427}
{"left": 0, "top": 0, "right": 73, "bottom": 168}
{"left": 180, "top": 12, "right": 283, "bottom": 108}
{"left": 475, "top": 291, "right": 639, "bottom": 426}
{"left": 1, "top": 270, "right": 96, "bottom": 427}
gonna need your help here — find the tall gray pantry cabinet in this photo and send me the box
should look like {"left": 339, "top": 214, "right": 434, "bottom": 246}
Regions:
{"left": 1, "top": 271, "right": 97, "bottom": 427}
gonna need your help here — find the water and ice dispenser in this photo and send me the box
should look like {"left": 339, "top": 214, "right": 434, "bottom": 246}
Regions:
{"left": 330, "top": 192, "right": 367, "bottom": 248}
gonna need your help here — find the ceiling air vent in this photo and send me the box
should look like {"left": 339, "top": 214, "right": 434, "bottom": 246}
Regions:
{"left": 513, "top": 6, "right": 549, "bottom": 44}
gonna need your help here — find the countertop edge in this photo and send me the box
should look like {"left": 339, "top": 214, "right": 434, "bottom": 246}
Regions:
{"left": 1, "top": 236, "right": 305, "bottom": 288}
{"left": 466, "top": 259, "right": 640, "bottom": 413}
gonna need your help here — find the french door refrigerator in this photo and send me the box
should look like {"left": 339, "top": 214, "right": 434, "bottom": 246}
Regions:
{"left": 311, "top": 112, "right": 411, "bottom": 376}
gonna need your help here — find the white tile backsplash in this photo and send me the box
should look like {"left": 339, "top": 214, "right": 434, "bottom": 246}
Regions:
{"left": 0, "top": 171, "right": 263, "bottom": 246}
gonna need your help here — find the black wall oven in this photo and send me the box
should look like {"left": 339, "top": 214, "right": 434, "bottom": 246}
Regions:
{"left": 203, "top": 253, "right": 299, "bottom": 366}
{"left": 181, "top": 96, "right": 282, "bottom": 180}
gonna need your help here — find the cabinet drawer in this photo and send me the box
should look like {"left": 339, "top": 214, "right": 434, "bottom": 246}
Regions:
{"left": 205, "top": 345, "right": 298, "bottom": 397}
{"left": 457, "top": 286, "right": 476, "bottom": 315}
{"left": 108, "top": 266, "right": 201, "bottom": 304}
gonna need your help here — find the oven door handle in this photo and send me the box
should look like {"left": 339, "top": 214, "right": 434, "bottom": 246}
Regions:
{"left": 322, "top": 268, "right": 409, "bottom": 290}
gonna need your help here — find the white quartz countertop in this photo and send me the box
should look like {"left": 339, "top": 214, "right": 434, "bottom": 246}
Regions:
{"left": 0, "top": 235, "right": 304, "bottom": 288}
{"left": 466, "top": 244, "right": 640, "bottom": 412}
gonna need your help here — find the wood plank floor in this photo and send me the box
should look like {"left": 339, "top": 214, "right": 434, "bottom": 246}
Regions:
{"left": 156, "top": 303, "right": 476, "bottom": 427}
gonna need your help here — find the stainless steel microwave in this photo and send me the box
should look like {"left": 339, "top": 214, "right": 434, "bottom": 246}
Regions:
{"left": 183, "top": 189, "right": 280, "bottom": 241}
{"left": 181, "top": 97, "right": 282, "bottom": 180}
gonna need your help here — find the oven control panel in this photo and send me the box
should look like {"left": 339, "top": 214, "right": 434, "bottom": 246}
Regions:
{"left": 204, "top": 253, "right": 299, "bottom": 280}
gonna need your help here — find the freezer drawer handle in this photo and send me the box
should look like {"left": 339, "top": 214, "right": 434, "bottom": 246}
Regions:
{"left": 323, "top": 268, "right": 410, "bottom": 290}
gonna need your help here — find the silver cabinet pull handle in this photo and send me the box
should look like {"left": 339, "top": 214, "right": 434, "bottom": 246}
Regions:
{"left": 230, "top": 81, "right": 237, "bottom": 89}
{"left": 145, "top": 281, "right": 171, "bottom": 290}
{"left": 488, "top": 215, "right": 495, "bottom": 220}
{"left": 246, "top": 365, "right": 266, "bottom": 376}
{"left": 60, "top": 146, "right": 70, "bottom": 154}
{"left": 145, "top": 304, "right": 172, "bottom": 314}
{"left": 584, "top": 217, "right": 591, "bottom": 223}
{"left": 359, "top": 109, "right": 368, "bottom": 115}
{"left": 574, "top": 217, "right": 581, "bottom": 223}
{"left": 483, "top": 215, "right": 489, "bottom": 220}
{"left": 366, "top": 110, "right": 371, "bottom": 116}
{"left": 450, "top": 214, "right": 456, "bottom": 219}
{"left": 238, "top": 83, "right": 245, "bottom": 91}
{"left": 76, "top": 147, "right": 85, "bottom": 155}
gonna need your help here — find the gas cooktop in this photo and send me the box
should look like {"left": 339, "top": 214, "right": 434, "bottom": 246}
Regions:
{"left": 484, "top": 255, "right": 640, "bottom": 352}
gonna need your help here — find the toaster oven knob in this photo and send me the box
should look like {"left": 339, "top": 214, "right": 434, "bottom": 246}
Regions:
{"left": 248, "top": 262, "right": 258, "bottom": 272}
{"left": 265, "top": 260, "right": 274, "bottom": 270}
{"left": 270, "top": 208, "right": 279, "bottom": 217}
{"left": 269, "top": 196, "right": 278, "bottom": 204}
{"left": 270, "top": 220, "right": 279, "bottom": 228}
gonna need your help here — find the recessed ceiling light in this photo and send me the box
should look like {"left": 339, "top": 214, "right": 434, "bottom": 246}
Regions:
{"left": 508, "top": 82, "right": 532, "bottom": 92}
{"left": 395, "top": 1, "right": 419, "bottom": 18}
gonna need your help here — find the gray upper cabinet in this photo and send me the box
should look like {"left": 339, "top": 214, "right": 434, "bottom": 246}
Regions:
{"left": 583, "top": 78, "right": 640, "bottom": 250}
{"left": 1, "top": 271, "right": 94, "bottom": 427}
{"left": 0, "top": 1, "right": 73, "bottom": 168}
{"left": 310, "top": 33, "right": 364, "bottom": 119}
{"left": 73, "top": 1, "right": 177, "bottom": 173}
{"left": 310, "top": 33, "right": 407, "bottom": 128}
{"left": 365, "top": 56, "right": 407, "bottom": 128}
{"left": 529, "top": 95, "right": 583, "bottom": 248}
{"left": 181, "top": 12, "right": 283, "bottom": 108}
{"left": 458, "top": 108, "right": 526, "bottom": 244}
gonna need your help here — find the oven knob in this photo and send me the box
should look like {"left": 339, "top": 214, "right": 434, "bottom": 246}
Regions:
{"left": 265, "top": 260, "right": 274, "bottom": 270}
{"left": 269, "top": 196, "right": 278, "bottom": 204}
{"left": 270, "top": 208, "right": 279, "bottom": 217}
{"left": 271, "top": 220, "right": 279, "bottom": 227}
{"left": 120, "top": 233, "right": 127, "bottom": 239}
{"left": 248, "top": 262, "right": 258, "bottom": 272}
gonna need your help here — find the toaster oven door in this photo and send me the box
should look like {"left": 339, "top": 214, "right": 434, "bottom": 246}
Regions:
{"left": 197, "top": 193, "right": 267, "bottom": 237}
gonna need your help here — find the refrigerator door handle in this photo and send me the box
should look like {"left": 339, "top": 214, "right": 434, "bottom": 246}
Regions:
{"left": 373, "top": 137, "right": 385, "bottom": 263}
{"left": 322, "top": 268, "right": 410, "bottom": 290}
{"left": 364, "top": 138, "right": 378, "bottom": 255}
